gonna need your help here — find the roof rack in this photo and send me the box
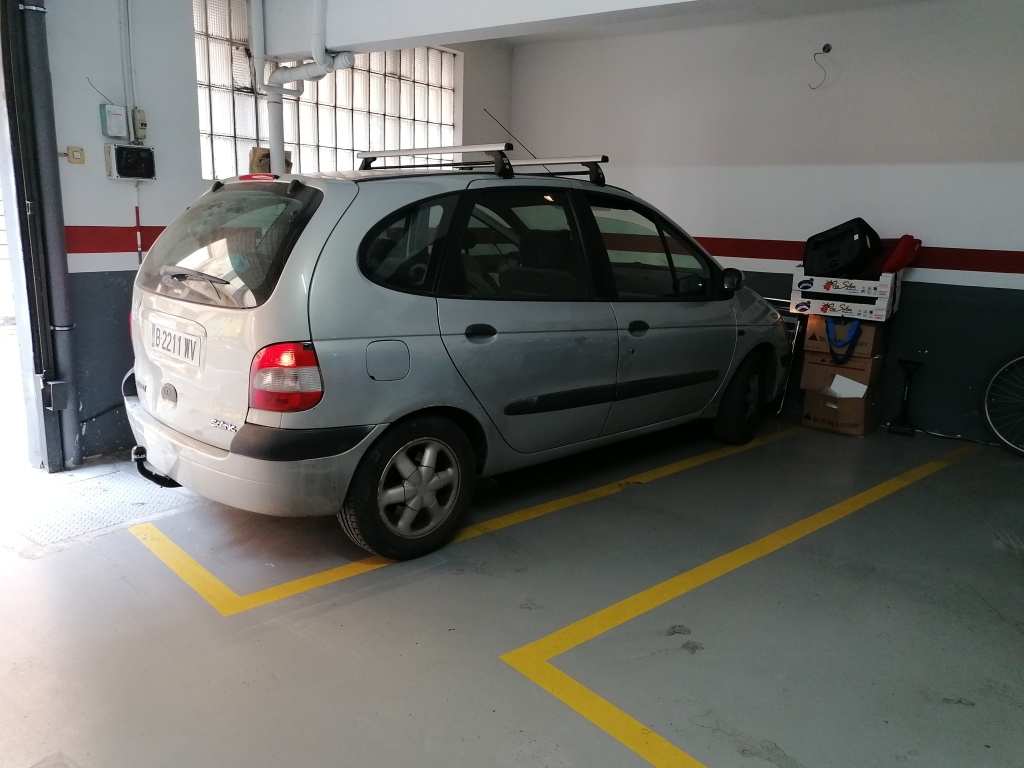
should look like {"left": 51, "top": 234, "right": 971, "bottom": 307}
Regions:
{"left": 355, "top": 144, "right": 609, "bottom": 185}
{"left": 357, "top": 143, "right": 514, "bottom": 177}
{"left": 511, "top": 155, "right": 609, "bottom": 185}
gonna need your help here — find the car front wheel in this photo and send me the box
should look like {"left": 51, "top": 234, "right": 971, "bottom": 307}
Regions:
{"left": 339, "top": 416, "right": 476, "bottom": 560}
{"left": 713, "top": 352, "right": 766, "bottom": 445}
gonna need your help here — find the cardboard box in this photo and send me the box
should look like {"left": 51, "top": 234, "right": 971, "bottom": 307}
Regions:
{"left": 802, "top": 389, "right": 881, "bottom": 437}
{"left": 792, "top": 267, "right": 901, "bottom": 298}
{"left": 789, "top": 267, "right": 904, "bottom": 321}
{"left": 800, "top": 353, "right": 884, "bottom": 391}
{"left": 803, "top": 315, "right": 885, "bottom": 359}
{"left": 789, "top": 292, "right": 899, "bottom": 322}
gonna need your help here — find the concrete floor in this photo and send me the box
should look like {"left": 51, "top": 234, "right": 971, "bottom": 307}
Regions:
{"left": 1, "top": 422, "right": 1022, "bottom": 768}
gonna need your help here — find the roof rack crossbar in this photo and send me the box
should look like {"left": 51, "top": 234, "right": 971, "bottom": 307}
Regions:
{"left": 511, "top": 155, "right": 609, "bottom": 185}
{"left": 353, "top": 145, "right": 607, "bottom": 184}
{"left": 357, "top": 143, "right": 514, "bottom": 176}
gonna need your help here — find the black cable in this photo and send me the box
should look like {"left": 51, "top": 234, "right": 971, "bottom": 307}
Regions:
{"left": 87, "top": 77, "right": 114, "bottom": 104}
{"left": 881, "top": 422, "right": 991, "bottom": 446}
{"left": 483, "top": 108, "right": 551, "bottom": 174}
{"left": 809, "top": 44, "right": 832, "bottom": 90}
{"left": 79, "top": 402, "right": 125, "bottom": 424}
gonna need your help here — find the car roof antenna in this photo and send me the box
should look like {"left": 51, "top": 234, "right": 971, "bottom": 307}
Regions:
{"left": 483, "top": 108, "right": 551, "bottom": 174}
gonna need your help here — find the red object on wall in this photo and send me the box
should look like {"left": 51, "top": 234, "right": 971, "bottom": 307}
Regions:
{"left": 880, "top": 235, "right": 922, "bottom": 272}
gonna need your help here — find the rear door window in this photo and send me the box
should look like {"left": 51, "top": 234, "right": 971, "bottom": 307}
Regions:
{"left": 138, "top": 181, "right": 322, "bottom": 308}
{"left": 439, "top": 188, "right": 593, "bottom": 300}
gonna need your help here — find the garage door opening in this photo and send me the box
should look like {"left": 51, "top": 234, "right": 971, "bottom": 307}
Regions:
{"left": 0, "top": 143, "right": 31, "bottom": 475}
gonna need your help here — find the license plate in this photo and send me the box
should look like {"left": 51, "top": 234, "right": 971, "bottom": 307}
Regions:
{"left": 150, "top": 322, "right": 202, "bottom": 366}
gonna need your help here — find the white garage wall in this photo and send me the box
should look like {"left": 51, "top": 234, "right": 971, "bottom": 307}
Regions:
{"left": 449, "top": 41, "right": 513, "bottom": 146}
{"left": 509, "top": 0, "right": 1024, "bottom": 260}
{"left": 48, "top": 0, "right": 206, "bottom": 251}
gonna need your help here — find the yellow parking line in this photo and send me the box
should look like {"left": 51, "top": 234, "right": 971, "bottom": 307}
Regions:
{"left": 501, "top": 446, "right": 977, "bottom": 768}
{"left": 131, "top": 427, "right": 796, "bottom": 615}
{"left": 453, "top": 429, "right": 795, "bottom": 543}
{"left": 130, "top": 523, "right": 392, "bottom": 616}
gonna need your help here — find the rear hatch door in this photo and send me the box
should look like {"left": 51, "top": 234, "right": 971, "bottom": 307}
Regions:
{"left": 132, "top": 179, "right": 325, "bottom": 449}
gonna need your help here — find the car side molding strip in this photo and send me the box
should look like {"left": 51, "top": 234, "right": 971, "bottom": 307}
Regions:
{"left": 504, "top": 371, "right": 720, "bottom": 416}
{"left": 505, "top": 384, "right": 617, "bottom": 416}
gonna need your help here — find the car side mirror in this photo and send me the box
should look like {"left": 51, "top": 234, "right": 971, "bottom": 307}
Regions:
{"left": 722, "top": 268, "right": 743, "bottom": 292}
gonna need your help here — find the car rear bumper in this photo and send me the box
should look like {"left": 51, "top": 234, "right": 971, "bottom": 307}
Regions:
{"left": 124, "top": 391, "right": 383, "bottom": 517}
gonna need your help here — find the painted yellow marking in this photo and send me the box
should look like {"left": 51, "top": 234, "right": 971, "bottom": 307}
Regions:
{"left": 130, "top": 523, "right": 391, "bottom": 616}
{"left": 452, "top": 429, "right": 796, "bottom": 543}
{"left": 131, "top": 427, "right": 796, "bottom": 615}
{"left": 501, "top": 446, "right": 977, "bottom": 767}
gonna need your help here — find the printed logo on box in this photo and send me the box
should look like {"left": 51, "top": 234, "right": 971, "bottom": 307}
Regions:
{"left": 797, "top": 279, "right": 814, "bottom": 290}
{"left": 795, "top": 301, "right": 811, "bottom": 312}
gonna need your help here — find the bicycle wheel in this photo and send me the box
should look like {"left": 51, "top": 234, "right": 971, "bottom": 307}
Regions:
{"left": 983, "top": 355, "right": 1024, "bottom": 456}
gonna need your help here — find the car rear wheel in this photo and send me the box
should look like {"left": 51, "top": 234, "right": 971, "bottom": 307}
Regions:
{"left": 339, "top": 416, "right": 476, "bottom": 559}
{"left": 713, "top": 352, "right": 765, "bottom": 445}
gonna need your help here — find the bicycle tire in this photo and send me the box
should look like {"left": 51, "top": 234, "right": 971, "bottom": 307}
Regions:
{"left": 982, "top": 354, "right": 1024, "bottom": 457}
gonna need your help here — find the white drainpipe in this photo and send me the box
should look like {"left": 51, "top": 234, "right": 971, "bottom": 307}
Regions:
{"left": 250, "top": 0, "right": 354, "bottom": 174}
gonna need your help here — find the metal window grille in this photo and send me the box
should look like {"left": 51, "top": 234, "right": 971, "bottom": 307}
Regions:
{"left": 194, "top": 0, "right": 457, "bottom": 180}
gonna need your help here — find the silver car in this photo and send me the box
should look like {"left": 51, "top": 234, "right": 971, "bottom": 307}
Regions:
{"left": 124, "top": 147, "right": 790, "bottom": 559}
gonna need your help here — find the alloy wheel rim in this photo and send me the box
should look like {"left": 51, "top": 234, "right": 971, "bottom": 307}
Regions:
{"left": 377, "top": 438, "right": 460, "bottom": 539}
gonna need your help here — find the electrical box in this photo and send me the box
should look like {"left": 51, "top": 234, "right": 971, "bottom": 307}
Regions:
{"left": 104, "top": 144, "right": 156, "bottom": 180}
{"left": 99, "top": 104, "right": 129, "bottom": 139}
{"left": 132, "top": 108, "right": 147, "bottom": 141}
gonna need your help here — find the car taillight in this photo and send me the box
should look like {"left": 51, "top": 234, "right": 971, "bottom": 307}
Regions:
{"left": 249, "top": 342, "right": 323, "bottom": 412}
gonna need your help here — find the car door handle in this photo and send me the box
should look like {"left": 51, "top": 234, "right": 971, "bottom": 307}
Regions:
{"left": 465, "top": 324, "right": 497, "bottom": 341}
{"left": 627, "top": 320, "right": 649, "bottom": 336}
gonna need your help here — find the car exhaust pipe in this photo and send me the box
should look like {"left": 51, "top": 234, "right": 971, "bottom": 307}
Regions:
{"left": 131, "top": 445, "right": 181, "bottom": 488}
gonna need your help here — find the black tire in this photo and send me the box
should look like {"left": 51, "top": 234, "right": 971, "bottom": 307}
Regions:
{"left": 339, "top": 416, "right": 476, "bottom": 559}
{"left": 713, "top": 352, "right": 765, "bottom": 444}
{"left": 982, "top": 354, "right": 1024, "bottom": 457}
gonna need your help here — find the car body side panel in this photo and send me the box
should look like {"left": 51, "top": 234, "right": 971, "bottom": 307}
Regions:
{"left": 294, "top": 175, "right": 491, "bottom": 432}
{"left": 601, "top": 298, "right": 737, "bottom": 435}
{"left": 298, "top": 333, "right": 495, "bottom": 431}
{"left": 437, "top": 298, "right": 619, "bottom": 453}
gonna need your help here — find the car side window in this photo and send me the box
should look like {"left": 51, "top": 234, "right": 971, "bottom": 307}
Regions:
{"left": 439, "top": 188, "right": 593, "bottom": 300}
{"left": 359, "top": 194, "right": 458, "bottom": 294}
{"left": 588, "top": 195, "right": 711, "bottom": 300}
{"left": 662, "top": 227, "right": 712, "bottom": 298}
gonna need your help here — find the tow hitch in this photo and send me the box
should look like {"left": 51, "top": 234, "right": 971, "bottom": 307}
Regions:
{"left": 131, "top": 446, "right": 181, "bottom": 488}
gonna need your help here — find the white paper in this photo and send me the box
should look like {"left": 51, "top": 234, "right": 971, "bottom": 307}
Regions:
{"left": 822, "top": 374, "right": 868, "bottom": 399}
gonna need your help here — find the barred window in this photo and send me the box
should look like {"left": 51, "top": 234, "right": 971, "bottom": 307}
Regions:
{"left": 194, "top": 0, "right": 457, "bottom": 180}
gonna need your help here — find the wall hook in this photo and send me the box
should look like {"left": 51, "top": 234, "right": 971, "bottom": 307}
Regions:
{"left": 809, "top": 43, "right": 832, "bottom": 89}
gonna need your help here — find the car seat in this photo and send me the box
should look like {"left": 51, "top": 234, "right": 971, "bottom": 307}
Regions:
{"left": 499, "top": 231, "right": 583, "bottom": 298}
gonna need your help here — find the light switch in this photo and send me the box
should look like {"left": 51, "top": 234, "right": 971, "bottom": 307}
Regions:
{"left": 67, "top": 146, "right": 85, "bottom": 164}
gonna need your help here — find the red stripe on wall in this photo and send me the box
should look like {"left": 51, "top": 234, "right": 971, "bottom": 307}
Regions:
{"left": 913, "top": 246, "right": 1024, "bottom": 274}
{"left": 694, "top": 237, "right": 805, "bottom": 261}
{"left": 65, "top": 225, "right": 165, "bottom": 254}
{"left": 64, "top": 226, "right": 1024, "bottom": 275}
{"left": 694, "top": 237, "right": 1024, "bottom": 274}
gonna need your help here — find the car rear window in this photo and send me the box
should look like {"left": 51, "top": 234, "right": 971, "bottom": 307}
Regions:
{"left": 137, "top": 182, "right": 322, "bottom": 308}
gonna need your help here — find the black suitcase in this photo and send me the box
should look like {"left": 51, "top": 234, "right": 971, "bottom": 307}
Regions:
{"left": 803, "top": 218, "right": 881, "bottom": 278}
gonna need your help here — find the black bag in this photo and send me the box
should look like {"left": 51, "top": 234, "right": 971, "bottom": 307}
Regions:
{"left": 803, "top": 218, "right": 881, "bottom": 278}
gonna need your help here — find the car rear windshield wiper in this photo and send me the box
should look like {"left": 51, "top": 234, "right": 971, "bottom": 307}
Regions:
{"left": 160, "top": 265, "right": 230, "bottom": 285}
